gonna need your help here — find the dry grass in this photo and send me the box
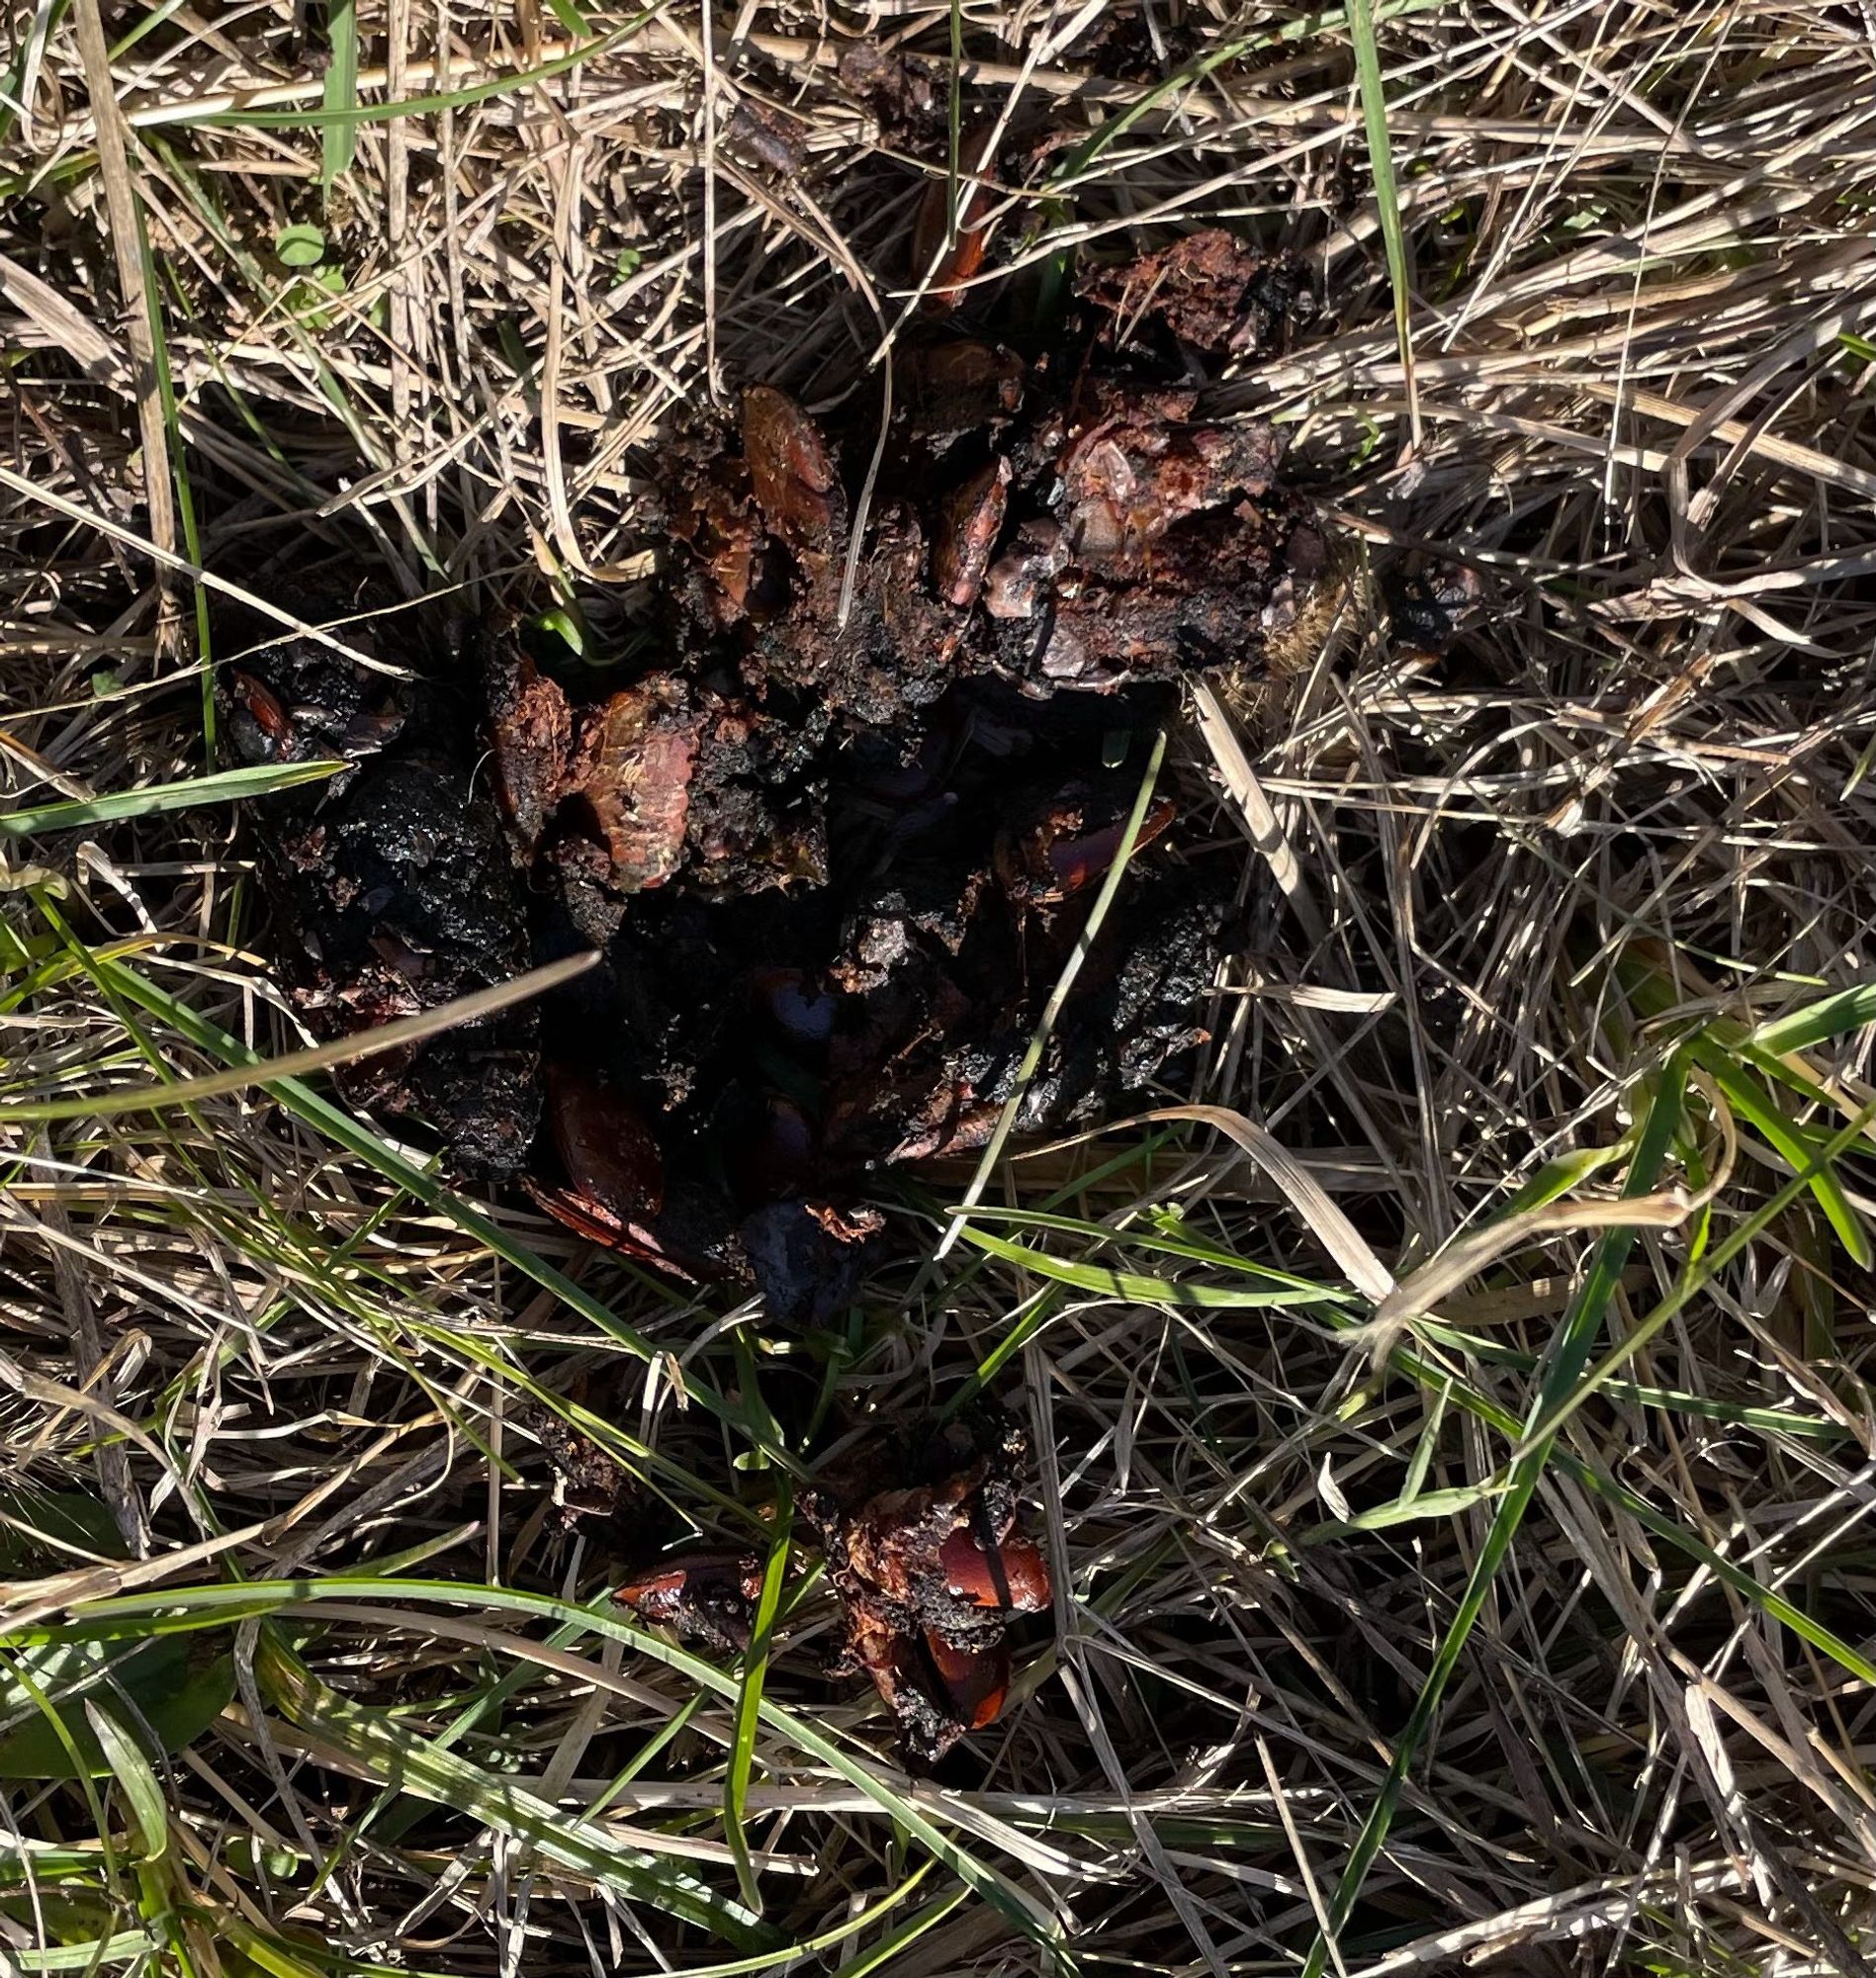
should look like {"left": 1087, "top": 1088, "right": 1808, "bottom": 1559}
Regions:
{"left": 5, "top": 1, "right": 1876, "bottom": 1974}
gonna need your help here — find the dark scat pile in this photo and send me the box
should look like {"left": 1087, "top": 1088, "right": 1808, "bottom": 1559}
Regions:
{"left": 223, "top": 224, "right": 1364, "bottom": 1763}
{"left": 482, "top": 266, "right": 1341, "bottom": 1319}
{"left": 611, "top": 1404, "right": 1051, "bottom": 1760}
{"left": 800, "top": 1402, "right": 1051, "bottom": 1762}
{"left": 225, "top": 232, "right": 1345, "bottom": 1328}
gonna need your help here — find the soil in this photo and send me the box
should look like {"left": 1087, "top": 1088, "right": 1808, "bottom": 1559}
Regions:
{"left": 223, "top": 616, "right": 542, "bottom": 1180}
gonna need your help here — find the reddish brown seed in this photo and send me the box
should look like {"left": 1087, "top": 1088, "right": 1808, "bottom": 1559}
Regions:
{"left": 742, "top": 386, "right": 838, "bottom": 546}
{"left": 922, "top": 1632, "right": 1010, "bottom": 1731}
{"left": 914, "top": 191, "right": 989, "bottom": 315}
{"left": 706, "top": 524, "right": 756, "bottom": 620}
{"left": 1043, "top": 797, "right": 1178, "bottom": 898}
{"left": 486, "top": 648, "right": 574, "bottom": 857}
{"left": 665, "top": 466, "right": 759, "bottom": 623}
{"left": 913, "top": 186, "right": 988, "bottom": 315}
{"left": 615, "top": 1551, "right": 766, "bottom": 1652}
{"left": 615, "top": 1553, "right": 766, "bottom": 1615}
{"left": 529, "top": 1182, "right": 645, "bottom": 1257}
{"left": 931, "top": 457, "right": 1010, "bottom": 608}
{"left": 231, "top": 671, "right": 294, "bottom": 751}
{"left": 994, "top": 794, "right": 1177, "bottom": 908}
{"left": 613, "top": 1566, "right": 687, "bottom": 1614}
{"left": 938, "top": 1525, "right": 1052, "bottom": 1612}
{"left": 982, "top": 520, "right": 1068, "bottom": 621}
{"left": 569, "top": 681, "right": 699, "bottom": 892}
{"left": 911, "top": 127, "right": 997, "bottom": 315}
{"left": 548, "top": 1063, "right": 666, "bottom": 1225}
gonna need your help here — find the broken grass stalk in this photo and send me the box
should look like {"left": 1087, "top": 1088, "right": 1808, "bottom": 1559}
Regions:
{"left": 0, "top": 759, "right": 341, "bottom": 839}
{"left": 934, "top": 728, "right": 1167, "bottom": 1261}
{"left": 725, "top": 1484, "right": 793, "bottom": 1913}
{"left": 1370, "top": 1188, "right": 1692, "bottom": 1331}
{"left": 0, "top": 949, "right": 598, "bottom": 1122}
{"left": 0, "top": 462, "right": 405, "bottom": 676}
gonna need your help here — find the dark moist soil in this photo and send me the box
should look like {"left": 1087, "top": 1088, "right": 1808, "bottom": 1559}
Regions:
{"left": 223, "top": 227, "right": 1351, "bottom": 1328}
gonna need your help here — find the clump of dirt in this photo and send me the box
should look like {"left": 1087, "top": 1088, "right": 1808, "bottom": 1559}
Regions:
{"left": 223, "top": 620, "right": 542, "bottom": 1181}
{"left": 801, "top": 1402, "right": 1050, "bottom": 1762}
{"left": 520, "top": 1395, "right": 636, "bottom": 1533}
{"left": 225, "top": 228, "right": 1358, "bottom": 1326}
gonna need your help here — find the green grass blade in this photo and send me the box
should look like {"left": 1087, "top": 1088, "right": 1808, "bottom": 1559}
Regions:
{"left": 1700, "top": 1052, "right": 1870, "bottom": 1265}
{"left": 255, "top": 1631, "right": 776, "bottom": 1945}
{"left": 1492, "top": 1137, "right": 1634, "bottom": 1219}
{"left": 725, "top": 1486, "right": 793, "bottom": 1913}
{"left": 1611, "top": 945, "right": 1872, "bottom": 1260}
{"left": 26, "top": 1578, "right": 1069, "bottom": 1960}
{"left": 957, "top": 1225, "right": 1332, "bottom": 1307}
{"left": 1517, "top": 1095, "right": 1876, "bottom": 1455}
{"left": 1051, "top": 0, "right": 1449, "bottom": 185}
{"left": 10, "top": 1933, "right": 155, "bottom": 1973}
{"left": 0, "top": 760, "right": 340, "bottom": 838}
{"left": 1324, "top": 1480, "right": 1508, "bottom": 1533}
{"left": 1347, "top": 0, "right": 1416, "bottom": 423}
{"left": 108, "top": 0, "right": 186, "bottom": 58}
{"left": 320, "top": 0, "right": 359, "bottom": 183}
{"left": 72, "top": 944, "right": 799, "bottom": 1474}
{"left": 830, "top": 1888, "right": 971, "bottom": 1977}
{"left": 1753, "top": 980, "right": 1876, "bottom": 1054}
{"left": 958, "top": 1204, "right": 1354, "bottom": 1296}
{"left": 84, "top": 1703, "right": 167, "bottom": 1859}
{"left": 1299, "top": 1051, "right": 1689, "bottom": 1978}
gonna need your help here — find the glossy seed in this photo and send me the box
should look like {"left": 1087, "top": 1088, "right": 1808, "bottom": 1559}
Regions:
{"left": 231, "top": 672, "right": 294, "bottom": 752}
{"left": 742, "top": 386, "right": 838, "bottom": 545}
{"left": 923, "top": 1631, "right": 1010, "bottom": 1730}
{"left": 548, "top": 1064, "right": 666, "bottom": 1223}
{"left": 1044, "top": 796, "right": 1179, "bottom": 897}
{"left": 931, "top": 457, "right": 1011, "bottom": 608}
{"left": 911, "top": 127, "right": 997, "bottom": 315}
{"left": 938, "top": 1524, "right": 1052, "bottom": 1611}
